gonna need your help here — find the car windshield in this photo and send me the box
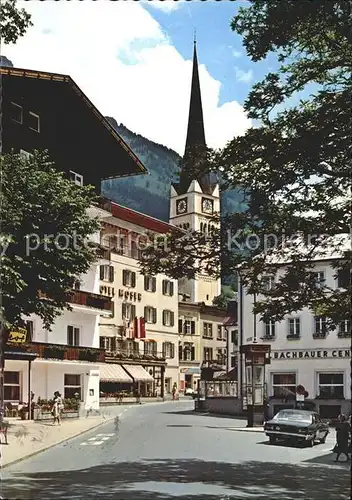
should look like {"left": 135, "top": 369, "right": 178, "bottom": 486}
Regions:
{"left": 274, "top": 411, "right": 312, "bottom": 423}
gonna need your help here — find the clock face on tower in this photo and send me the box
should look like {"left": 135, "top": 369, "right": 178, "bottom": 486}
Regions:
{"left": 176, "top": 198, "right": 187, "bottom": 215}
{"left": 202, "top": 198, "right": 213, "bottom": 214}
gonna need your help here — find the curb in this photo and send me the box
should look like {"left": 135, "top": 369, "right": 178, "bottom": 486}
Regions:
{"left": 228, "top": 427, "right": 264, "bottom": 433}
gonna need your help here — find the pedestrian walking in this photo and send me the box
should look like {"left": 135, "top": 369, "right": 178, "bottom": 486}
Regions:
{"left": 135, "top": 388, "right": 141, "bottom": 405}
{"left": 52, "top": 391, "right": 63, "bottom": 425}
{"left": 172, "top": 383, "right": 177, "bottom": 401}
{"left": 333, "top": 414, "right": 351, "bottom": 462}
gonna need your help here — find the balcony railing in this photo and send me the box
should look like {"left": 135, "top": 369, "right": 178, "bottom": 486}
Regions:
{"left": 105, "top": 349, "right": 166, "bottom": 363}
{"left": 26, "top": 342, "right": 105, "bottom": 363}
{"left": 68, "top": 290, "right": 112, "bottom": 312}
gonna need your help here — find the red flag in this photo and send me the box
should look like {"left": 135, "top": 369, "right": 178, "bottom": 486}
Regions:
{"left": 139, "top": 317, "right": 146, "bottom": 339}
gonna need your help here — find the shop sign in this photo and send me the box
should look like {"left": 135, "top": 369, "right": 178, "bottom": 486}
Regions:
{"left": 7, "top": 327, "right": 27, "bottom": 344}
{"left": 118, "top": 289, "right": 142, "bottom": 301}
{"left": 272, "top": 349, "right": 351, "bottom": 360}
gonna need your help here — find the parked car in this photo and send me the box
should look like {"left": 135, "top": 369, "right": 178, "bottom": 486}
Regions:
{"left": 264, "top": 409, "right": 329, "bottom": 447}
{"left": 184, "top": 387, "right": 196, "bottom": 398}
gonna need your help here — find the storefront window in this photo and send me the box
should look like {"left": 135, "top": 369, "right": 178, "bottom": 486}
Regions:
{"left": 4, "top": 371, "right": 20, "bottom": 402}
{"left": 272, "top": 373, "right": 296, "bottom": 398}
{"left": 318, "top": 373, "right": 344, "bottom": 399}
{"left": 64, "top": 374, "right": 82, "bottom": 399}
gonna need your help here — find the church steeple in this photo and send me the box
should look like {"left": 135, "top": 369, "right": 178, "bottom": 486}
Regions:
{"left": 175, "top": 38, "right": 217, "bottom": 195}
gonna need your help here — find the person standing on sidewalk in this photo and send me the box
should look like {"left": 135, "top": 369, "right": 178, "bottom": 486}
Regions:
{"left": 334, "top": 414, "right": 351, "bottom": 462}
{"left": 52, "top": 391, "right": 63, "bottom": 425}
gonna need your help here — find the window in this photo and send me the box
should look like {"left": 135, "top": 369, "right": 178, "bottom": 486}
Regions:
{"left": 162, "top": 310, "right": 174, "bottom": 327}
{"left": 73, "top": 281, "right": 80, "bottom": 290}
{"left": 179, "top": 344, "right": 195, "bottom": 361}
{"left": 314, "top": 316, "right": 327, "bottom": 336}
{"left": 100, "top": 336, "right": 116, "bottom": 352}
{"left": 217, "top": 325, "right": 223, "bottom": 340}
{"left": 123, "top": 269, "right": 136, "bottom": 287}
{"left": 144, "top": 276, "right": 156, "bottom": 292}
{"left": 25, "top": 320, "right": 34, "bottom": 341}
{"left": 231, "top": 356, "right": 236, "bottom": 368}
{"left": 231, "top": 330, "right": 238, "bottom": 346}
{"left": 28, "top": 111, "right": 40, "bottom": 132}
{"left": 179, "top": 319, "right": 195, "bottom": 335}
{"left": 264, "top": 320, "right": 275, "bottom": 338}
{"left": 288, "top": 318, "right": 300, "bottom": 338}
{"left": 203, "top": 322, "right": 213, "bottom": 338}
{"left": 100, "top": 265, "right": 114, "bottom": 283}
{"left": 11, "top": 102, "right": 23, "bottom": 124}
{"left": 313, "top": 271, "right": 326, "bottom": 288}
{"left": 144, "top": 340, "right": 157, "bottom": 355}
{"left": 318, "top": 373, "right": 344, "bottom": 399}
{"left": 262, "top": 275, "right": 275, "bottom": 292}
{"left": 162, "top": 279, "right": 174, "bottom": 296}
{"left": 144, "top": 306, "right": 157, "bottom": 324}
{"left": 338, "top": 320, "right": 351, "bottom": 337}
{"left": 122, "top": 303, "right": 136, "bottom": 321}
{"left": 162, "top": 342, "right": 175, "bottom": 358}
{"left": 67, "top": 325, "right": 80, "bottom": 346}
{"left": 203, "top": 347, "right": 213, "bottom": 361}
{"left": 69, "top": 171, "right": 83, "bottom": 187}
{"left": 272, "top": 373, "right": 296, "bottom": 398}
{"left": 4, "top": 371, "right": 20, "bottom": 402}
{"left": 64, "top": 374, "right": 82, "bottom": 400}
{"left": 217, "top": 348, "right": 226, "bottom": 364}
{"left": 337, "top": 269, "right": 351, "bottom": 289}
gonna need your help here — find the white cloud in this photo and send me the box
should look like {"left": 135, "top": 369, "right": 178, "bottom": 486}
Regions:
{"left": 143, "top": 0, "right": 183, "bottom": 12}
{"left": 3, "top": 1, "right": 251, "bottom": 155}
{"left": 235, "top": 67, "right": 254, "bottom": 84}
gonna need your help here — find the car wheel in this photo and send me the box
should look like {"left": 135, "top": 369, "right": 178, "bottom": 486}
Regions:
{"left": 269, "top": 436, "right": 276, "bottom": 444}
{"left": 319, "top": 432, "right": 328, "bottom": 444}
{"left": 308, "top": 435, "right": 315, "bottom": 447}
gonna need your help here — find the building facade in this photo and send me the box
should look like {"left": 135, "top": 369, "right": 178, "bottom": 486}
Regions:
{"left": 98, "top": 202, "right": 179, "bottom": 398}
{"left": 240, "top": 255, "right": 351, "bottom": 419}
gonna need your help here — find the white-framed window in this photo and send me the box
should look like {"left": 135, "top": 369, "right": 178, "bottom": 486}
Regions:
{"left": 162, "top": 310, "right": 174, "bottom": 327}
{"left": 11, "top": 102, "right": 23, "bottom": 124}
{"left": 4, "top": 371, "right": 21, "bottom": 402}
{"left": 100, "top": 265, "right": 114, "bottom": 283}
{"left": 162, "top": 279, "right": 174, "bottom": 296}
{"left": 25, "top": 320, "right": 34, "bottom": 341}
{"left": 64, "top": 374, "right": 82, "bottom": 400}
{"left": 144, "top": 306, "right": 157, "bottom": 324}
{"left": 217, "top": 348, "right": 226, "bottom": 364}
{"left": 318, "top": 373, "right": 344, "bottom": 399}
{"left": 180, "top": 343, "right": 195, "bottom": 361}
{"left": 288, "top": 317, "right": 300, "bottom": 338}
{"left": 162, "top": 342, "right": 175, "bottom": 358}
{"left": 122, "top": 269, "right": 136, "bottom": 288}
{"left": 217, "top": 325, "right": 223, "bottom": 340}
{"left": 272, "top": 373, "right": 296, "bottom": 398}
{"left": 28, "top": 111, "right": 40, "bottom": 132}
{"left": 67, "top": 325, "right": 80, "bottom": 346}
{"left": 203, "top": 322, "right": 213, "bottom": 338}
{"left": 122, "top": 303, "right": 136, "bottom": 321}
{"left": 144, "top": 276, "right": 156, "bottom": 292}
{"left": 179, "top": 319, "right": 195, "bottom": 335}
{"left": 337, "top": 269, "right": 351, "bottom": 289}
{"left": 338, "top": 320, "right": 351, "bottom": 336}
{"left": 69, "top": 170, "right": 84, "bottom": 187}
{"left": 231, "top": 330, "right": 238, "bottom": 346}
{"left": 264, "top": 320, "right": 275, "bottom": 338}
{"left": 203, "top": 347, "right": 213, "bottom": 361}
{"left": 262, "top": 275, "right": 275, "bottom": 292}
{"left": 313, "top": 271, "right": 326, "bottom": 288}
{"left": 314, "top": 316, "right": 327, "bottom": 336}
{"left": 100, "top": 336, "right": 114, "bottom": 352}
{"left": 144, "top": 340, "right": 157, "bottom": 355}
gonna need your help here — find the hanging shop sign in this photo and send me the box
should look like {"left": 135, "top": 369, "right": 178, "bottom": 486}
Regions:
{"left": 7, "top": 327, "right": 28, "bottom": 345}
{"left": 118, "top": 289, "right": 142, "bottom": 301}
{"left": 272, "top": 349, "right": 351, "bottom": 360}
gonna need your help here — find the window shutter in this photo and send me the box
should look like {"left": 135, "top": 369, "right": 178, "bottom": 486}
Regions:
{"left": 100, "top": 265, "right": 104, "bottom": 280}
{"left": 131, "top": 272, "right": 136, "bottom": 287}
{"left": 170, "top": 312, "right": 174, "bottom": 327}
{"left": 162, "top": 310, "right": 166, "bottom": 326}
{"left": 152, "top": 277, "right": 156, "bottom": 292}
{"left": 132, "top": 305, "right": 136, "bottom": 318}
{"left": 179, "top": 345, "right": 183, "bottom": 360}
{"left": 144, "top": 276, "right": 148, "bottom": 290}
{"left": 67, "top": 326, "right": 73, "bottom": 345}
{"left": 109, "top": 266, "right": 114, "bottom": 282}
{"left": 191, "top": 346, "right": 195, "bottom": 361}
{"left": 122, "top": 270, "right": 127, "bottom": 286}
{"left": 144, "top": 306, "right": 147, "bottom": 320}
{"left": 171, "top": 343, "right": 175, "bottom": 358}
{"left": 162, "top": 280, "right": 166, "bottom": 295}
{"left": 152, "top": 308, "right": 157, "bottom": 324}
{"left": 122, "top": 303, "right": 126, "bottom": 318}
{"left": 191, "top": 321, "right": 195, "bottom": 334}
{"left": 297, "top": 319, "right": 301, "bottom": 336}
{"left": 178, "top": 319, "right": 183, "bottom": 333}
{"left": 170, "top": 281, "right": 174, "bottom": 296}
{"left": 74, "top": 328, "right": 80, "bottom": 346}
{"left": 100, "top": 337, "right": 105, "bottom": 349}
{"left": 162, "top": 342, "right": 166, "bottom": 357}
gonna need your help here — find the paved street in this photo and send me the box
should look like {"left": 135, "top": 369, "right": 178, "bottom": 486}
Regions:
{"left": 1, "top": 401, "right": 350, "bottom": 500}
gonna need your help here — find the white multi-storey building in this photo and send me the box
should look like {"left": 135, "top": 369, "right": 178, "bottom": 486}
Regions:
{"left": 240, "top": 237, "right": 351, "bottom": 419}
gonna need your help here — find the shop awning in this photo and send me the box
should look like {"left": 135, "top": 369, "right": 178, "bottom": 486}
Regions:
{"left": 122, "top": 364, "right": 154, "bottom": 382}
{"left": 99, "top": 364, "right": 133, "bottom": 383}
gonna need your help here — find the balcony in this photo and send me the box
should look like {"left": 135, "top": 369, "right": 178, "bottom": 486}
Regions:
{"left": 26, "top": 342, "right": 105, "bottom": 363}
{"left": 68, "top": 290, "right": 113, "bottom": 313}
{"left": 105, "top": 349, "right": 166, "bottom": 365}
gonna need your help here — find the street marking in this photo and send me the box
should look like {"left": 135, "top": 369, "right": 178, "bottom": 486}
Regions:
{"left": 96, "top": 433, "right": 114, "bottom": 437}
{"left": 92, "top": 441, "right": 104, "bottom": 445}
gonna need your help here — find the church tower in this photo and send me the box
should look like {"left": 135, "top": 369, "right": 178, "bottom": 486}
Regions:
{"left": 169, "top": 38, "right": 221, "bottom": 305}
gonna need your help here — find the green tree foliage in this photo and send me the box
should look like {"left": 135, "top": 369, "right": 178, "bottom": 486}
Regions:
{"left": 0, "top": 152, "right": 100, "bottom": 330}
{"left": 140, "top": 1, "right": 351, "bottom": 328}
{"left": 0, "top": 0, "right": 32, "bottom": 44}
